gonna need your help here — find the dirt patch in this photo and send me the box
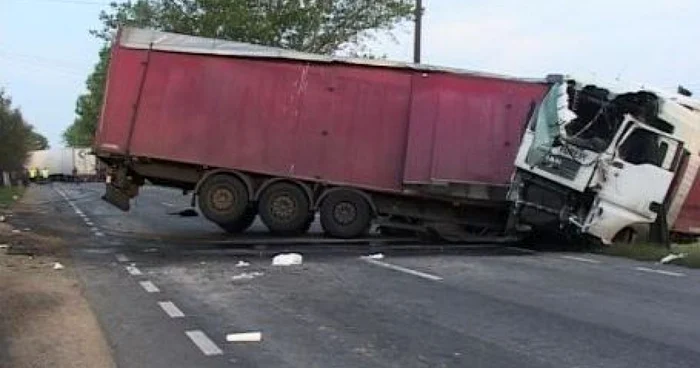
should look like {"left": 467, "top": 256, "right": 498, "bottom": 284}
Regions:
{"left": 0, "top": 220, "right": 115, "bottom": 367}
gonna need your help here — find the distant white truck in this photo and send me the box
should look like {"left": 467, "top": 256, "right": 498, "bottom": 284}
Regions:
{"left": 26, "top": 148, "right": 98, "bottom": 181}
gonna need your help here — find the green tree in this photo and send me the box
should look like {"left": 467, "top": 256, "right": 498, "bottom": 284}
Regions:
{"left": 0, "top": 89, "right": 40, "bottom": 171}
{"left": 28, "top": 130, "right": 49, "bottom": 151}
{"left": 64, "top": 46, "right": 110, "bottom": 147}
{"left": 64, "top": 0, "right": 414, "bottom": 146}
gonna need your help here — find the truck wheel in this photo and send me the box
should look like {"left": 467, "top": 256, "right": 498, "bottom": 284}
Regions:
{"left": 258, "top": 182, "right": 311, "bottom": 235}
{"left": 198, "top": 174, "right": 250, "bottom": 225}
{"left": 612, "top": 227, "right": 638, "bottom": 245}
{"left": 218, "top": 207, "right": 257, "bottom": 233}
{"left": 320, "top": 190, "right": 372, "bottom": 238}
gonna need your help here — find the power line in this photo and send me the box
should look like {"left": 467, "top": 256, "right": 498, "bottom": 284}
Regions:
{"left": 0, "top": 49, "right": 87, "bottom": 71}
{"left": 0, "top": 57, "right": 86, "bottom": 78}
{"left": 7, "top": 0, "right": 114, "bottom": 6}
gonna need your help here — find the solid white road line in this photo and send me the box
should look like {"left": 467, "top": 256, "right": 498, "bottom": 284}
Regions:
{"left": 635, "top": 267, "right": 685, "bottom": 277}
{"left": 158, "top": 301, "right": 185, "bottom": 318}
{"left": 186, "top": 330, "right": 223, "bottom": 356}
{"left": 361, "top": 257, "right": 443, "bottom": 281}
{"left": 139, "top": 281, "right": 160, "bottom": 293}
{"left": 115, "top": 254, "right": 129, "bottom": 263}
{"left": 560, "top": 255, "right": 601, "bottom": 264}
{"left": 126, "top": 265, "right": 143, "bottom": 276}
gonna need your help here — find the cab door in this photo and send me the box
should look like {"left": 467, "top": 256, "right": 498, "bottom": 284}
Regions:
{"left": 585, "top": 123, "right": 681, "bottom": 242}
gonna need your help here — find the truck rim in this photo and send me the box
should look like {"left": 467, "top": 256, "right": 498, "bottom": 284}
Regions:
{"left": 270, "top": 195, "right": 297, "bottom": 221}
{"left": 333, "top": 202, "right": 357, "bottom": 225}
{"left": 211, "top": 187, "right": 236, "bottom": 212}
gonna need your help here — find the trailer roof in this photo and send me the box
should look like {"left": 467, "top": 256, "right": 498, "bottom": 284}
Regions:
{"left": 119, "top": 27, "right": 546, "bottom": 83}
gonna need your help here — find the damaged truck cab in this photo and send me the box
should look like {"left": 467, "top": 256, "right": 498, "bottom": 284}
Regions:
{"left": 510, "top": 77, "right": 700, "bottom": 244}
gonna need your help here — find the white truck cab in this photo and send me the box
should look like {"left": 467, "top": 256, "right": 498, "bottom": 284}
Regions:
{"left": 510, "top": 77, "right": 700, "bottom": 244}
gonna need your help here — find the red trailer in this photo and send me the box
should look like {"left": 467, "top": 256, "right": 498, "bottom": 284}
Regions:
{"left": 96, "top": 28, "right": 550, "bottom": 238}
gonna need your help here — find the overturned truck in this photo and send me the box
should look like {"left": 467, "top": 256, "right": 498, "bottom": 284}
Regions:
{"left": 512, "top": 79, "right": 700, "bottom": 244}
{"left": 95, "top": 27, "right": 700, "bottom": 244}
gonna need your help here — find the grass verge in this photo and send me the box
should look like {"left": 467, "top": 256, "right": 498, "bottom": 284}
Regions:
{"left": 600, "top": 242, "right": 700, "bottom": 268}
{"left": 0, "top": 186, "right": 24, "bottom": 208}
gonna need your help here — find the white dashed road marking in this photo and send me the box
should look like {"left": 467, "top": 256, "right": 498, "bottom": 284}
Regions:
{"left": 115, "top": 254, "right": 129, "bottom": 263}
{"left": 126, "top": 265, "right": 143, "bottom": 276}
{"left": 226, "top": 332, "right": 262, "bottom": 342}
{"left": 186, "top": 330, "right": 223, "bottom": 356}
{"left": 158, "top": 301, "right": 185, "bottom": 318}
{"left": 635, "top": 267, "right": 685, "bottom": 277}
{"left": 560, "top": 255, "right": 601, "bottom": 264}
{"left": 56, "top": 187, "right": 106, "bottom": 237}
{"left": 361, "top": 257, "right": 443, "bottom": 281}
{"left": 139, "top": 281, "right": 160, "bottom": 293}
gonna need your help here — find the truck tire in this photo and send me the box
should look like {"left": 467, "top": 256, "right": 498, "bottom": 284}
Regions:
{"left": 258, "top": 182, "right": 311, "bottom": 235}
{"left": 218, "top": 207, "right": 257, "bottom": 233}
{"left": 320, "top": 190, "right": 372, "bottom": 238}
{"left": 198, "top": 174, "right": 250, "bottom": 225}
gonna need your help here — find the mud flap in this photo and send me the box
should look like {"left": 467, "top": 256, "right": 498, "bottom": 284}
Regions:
{"left": 102, "top": 183, "right": 131, "bottom": 212}
{"left": 649, "top": 202, "right": 671, "bottom": 248}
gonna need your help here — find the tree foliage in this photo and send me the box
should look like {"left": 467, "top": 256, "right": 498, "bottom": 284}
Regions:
{"left": 63, "top": 0, "right": 414, "bottom": 147}
{"left": 0, "top": 90, "right": 48, "bottom": 171}
{"left": 28, "top": 131, "right": 50, "bottom": 151}
{"left": 63, "top": 46, "right": 110, "bottom": 147}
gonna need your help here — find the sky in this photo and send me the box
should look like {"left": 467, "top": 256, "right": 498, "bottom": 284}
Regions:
{"left": 1, "top": 0, "right": 699, "bottom": 148}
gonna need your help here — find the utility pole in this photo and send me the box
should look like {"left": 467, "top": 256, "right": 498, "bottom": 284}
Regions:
{"left": 414, "top": 0, "right": 423, "bottom": 64}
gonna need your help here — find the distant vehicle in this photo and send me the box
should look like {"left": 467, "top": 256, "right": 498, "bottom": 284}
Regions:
{"left": 26, "top": 148, "right": 98, "bottom": 181}
{"left": 95, "top": 27, "right": 700, "bottom": 245}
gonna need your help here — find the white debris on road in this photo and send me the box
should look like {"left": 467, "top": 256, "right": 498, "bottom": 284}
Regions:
{"left": 365, "top": 253, "right": 385, "bottom": 260}
{"left": 0, "top": 215, "right": 5, "bottom": 222}
{"left": 235, "top": 260, "right": 250, "bottom": 267}
{"left": 22, "top": 228, "right": 30, "bottom": 231}
{"left": 11, "top": 229, "right": 20, "bottom": 234}
{"left": 0, "top": 244, "right": 8, "bottom": 249}
{"left": 53, "top": 262, "right": 65, "bottom": 270}
{"left": 660, "top": 253, "right": 687, "bottom": 264}
{"left": 11, "top": 195, "right": 18, "bottom": 201}
{"left": 272, "top": 253, "right": 303, "bottom": 266}
{"left": 226, "top": 332, "right": 262, "bottom": 342}
{"left": 231, "top": 272, "right": 264, "bottom": 281}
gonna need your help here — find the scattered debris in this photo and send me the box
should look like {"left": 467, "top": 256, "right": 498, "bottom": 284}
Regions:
{"left": 53, "top": 262, "right": 65, "bottom": 270}
{"left": 23, "top": 228, "right": 31, "bottom": 231}
{"left": 168, "top": 209, "right": 199, "bottom": 217}
{"left": 272, "top": 253, "right": 303, "bottom": 266}
{"left": 200, "top": 261, "right": 207, "bottom": 265}
{"left": 660, "top": 253, "right": 687, "bottom": 264}
{"left": 235, "top": 260, "right": 250, "bottom": 267}
{"left": 0, "top": 243, "right": 8, "bottom": 249}
{"left": 0, "top": 215, "right": 5, "bottom": 222}
{"left": 11, "top": 229, "right": 20, "bottom": 234}
{"left": 12, "top": 195, "right": 18, "bottom": 201}
{"left": 226, "top": 332, "right": 262, "bottom": 342}
{"left": 231, "top": 271, "right": 264, "bottom": 281}
{"left": 365, "top": 253, "right": 385, "bottom": 260}
{"left": 143, "top": 248, "right": 159, "bottom": 253}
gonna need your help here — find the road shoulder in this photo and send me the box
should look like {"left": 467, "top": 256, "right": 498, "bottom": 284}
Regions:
{"left": 0, "top": 189, "right": 115, "bottom": 368}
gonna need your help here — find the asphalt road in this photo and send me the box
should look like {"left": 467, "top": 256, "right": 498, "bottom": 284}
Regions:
{"left": 16, "top": 183, "right": 700, "bottom": 368}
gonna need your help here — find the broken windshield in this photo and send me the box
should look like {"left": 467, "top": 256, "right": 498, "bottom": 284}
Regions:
{"left": 525, "top": 84, "right": 562, "bottom": 166}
